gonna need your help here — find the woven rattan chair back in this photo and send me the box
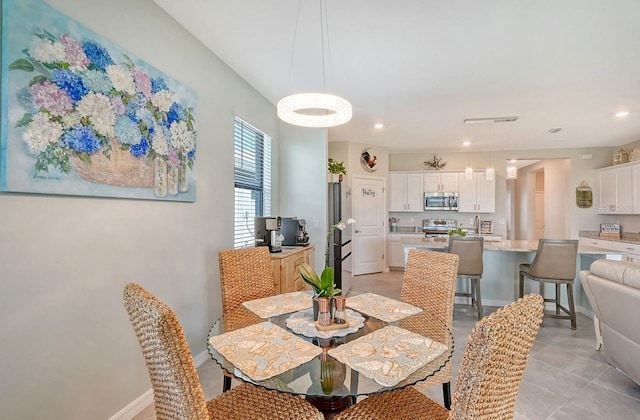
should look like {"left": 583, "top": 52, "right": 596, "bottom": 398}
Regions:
{"left": 447, "top": 236, "right": 484, "bottom": 276}
{"left": 218, "top": 247, "right": 276, "bottom": 313}
{"left": 123, "top": 283, "right": 209, "bottom": 419}
{"left": 450, "top": 293, "right": 544, "bottom": 418}
{"left": 400, "top": 249, "right": 459, "bottom": 343}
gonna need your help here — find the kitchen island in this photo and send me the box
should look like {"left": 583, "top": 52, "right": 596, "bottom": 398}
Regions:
{"left": 401, "top": 237, "right": 623, "bottom": 316}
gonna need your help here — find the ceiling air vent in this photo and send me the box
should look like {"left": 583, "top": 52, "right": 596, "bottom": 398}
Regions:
{"left": 547, "top": 128, "right": 562, "bottom": 134}
{"left": 463, "top": 116, "right": 518, "bottom": 124}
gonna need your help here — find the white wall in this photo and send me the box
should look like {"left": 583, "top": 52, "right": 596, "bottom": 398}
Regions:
{"left": 279, "top": 124, "right": 327, "bottom": 272}
{"left": 0, "top": 1, "right": 297, "bottom": 418}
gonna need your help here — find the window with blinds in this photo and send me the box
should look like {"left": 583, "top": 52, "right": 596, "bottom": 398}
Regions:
{"left": 234, "top": 117, "right": 271, "bottom": 249}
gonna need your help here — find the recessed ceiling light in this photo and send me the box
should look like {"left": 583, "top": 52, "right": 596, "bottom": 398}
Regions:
{"left": 462, "top": 141, "right": 471, "bottom": 146}
{"left": 616, "top": 111, "right": 630, "bottom": 118}
{"left": 374, "top": 123, "right": 384, "bottom": 129}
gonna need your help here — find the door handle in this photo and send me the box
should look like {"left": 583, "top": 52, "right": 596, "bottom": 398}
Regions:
{"left": 355, "top": 230, "right": 361, "bottom": 233}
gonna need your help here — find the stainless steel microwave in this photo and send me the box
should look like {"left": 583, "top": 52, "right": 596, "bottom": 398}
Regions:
{"left": 424, "top": 192, "right": 458, "bottom": 211}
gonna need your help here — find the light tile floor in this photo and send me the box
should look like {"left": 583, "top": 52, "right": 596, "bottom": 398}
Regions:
{"left": 133, "top": 270, "right": 640, "bottom": 420}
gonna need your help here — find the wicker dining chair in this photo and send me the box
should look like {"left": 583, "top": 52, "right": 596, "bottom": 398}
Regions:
{"left": 334, "top": 294, "right": 544, "bottom": 420}
{"left": 123, "top": 283, "right": 323, "bottom": 420}
{"left": 400, "top": 249, "right": 459, "bottom": 409}
{"left": 218, "top": 247, "right": 276, "bottom": 390}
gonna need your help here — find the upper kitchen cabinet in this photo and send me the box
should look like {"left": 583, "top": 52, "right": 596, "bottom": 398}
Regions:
{"left": 598, "top": 164, "right": 633, "bottom": 214}
{"left": 424, "top": 172, "right": 459, "bottom": 192}
{"left": 458, "top": 172, "right": 495, "bottom": 213}
{"left": 389, "top": 172, "right": 424, "bottom": 211}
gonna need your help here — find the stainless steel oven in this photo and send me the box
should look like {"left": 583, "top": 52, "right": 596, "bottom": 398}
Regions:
{"left": 424, "top": 192, "right": 458, "bottom": 211}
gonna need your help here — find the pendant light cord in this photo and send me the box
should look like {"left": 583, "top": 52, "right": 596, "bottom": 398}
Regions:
{"left": 320, "top": 0, "right": 327, "bottom": 92}
{"left": 287, "top": 0, "right": 302, "bottom": 83}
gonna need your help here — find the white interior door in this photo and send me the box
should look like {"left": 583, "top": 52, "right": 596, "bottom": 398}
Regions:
{"left": 352, "top": 176, "right": 386, "bottom": 275}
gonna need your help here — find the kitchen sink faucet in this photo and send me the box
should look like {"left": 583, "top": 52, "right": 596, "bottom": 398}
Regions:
{"left": 474, "top": 214, "right": 481, "bottom": 235}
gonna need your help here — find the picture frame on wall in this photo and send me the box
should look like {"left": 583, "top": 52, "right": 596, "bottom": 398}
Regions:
{"left": 1, "top": 0, "right": 198, "bottom": 201}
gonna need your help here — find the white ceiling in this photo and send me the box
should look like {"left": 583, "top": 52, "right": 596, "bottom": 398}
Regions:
{"left": 153, "top": 0, "right": 640, "bottom": 153}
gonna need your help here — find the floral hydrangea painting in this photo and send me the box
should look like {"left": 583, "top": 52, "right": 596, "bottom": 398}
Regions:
{"left": 1, "top": 0, "right": 197, "bottom": 201}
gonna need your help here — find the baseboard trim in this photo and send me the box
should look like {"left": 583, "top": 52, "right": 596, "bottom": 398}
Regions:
{"left": 109, "top": 350, "right": 210, "bottom": 420}
{"left": 109, "top": 389, "right": 154, "bottom": 420}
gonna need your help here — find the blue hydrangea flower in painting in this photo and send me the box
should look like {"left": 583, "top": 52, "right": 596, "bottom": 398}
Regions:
{"left": 15, "top": 87, "right": 36, "bottom": 112}
{"left": 187, "top": 148, "right": 195, "bottom": 161}
{"left": 166, "top": 102, "right": 185, "bottom": 126}
{"left": 151, "top": 77, "right": 168, "bottom": 94}
{"left": 114, "top": 115, "right": 142, "bottom": 145}
{"left": 80, "top": 70, "right": 113, "bottom": 94}
{"left": 62, "top": 126, "right": 100, "bottom": 154}
{"left": 136, "top": 108, "right": 156, "bottom": 131}
{"left": 82, "top": 40, "right": 114, "bottom": 70}
{"left": 51, "top": 69, "right": 87, "bottom": 101}
{"left": 125, "top": 93, "right": 148, "bottom": 121}
{"left": 130, "top": 138, "right": 149, "bottom": 158}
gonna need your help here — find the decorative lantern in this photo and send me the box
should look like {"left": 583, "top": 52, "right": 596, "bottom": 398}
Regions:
{"left": 613, "top": 148, "right": 629, "bottom": 165}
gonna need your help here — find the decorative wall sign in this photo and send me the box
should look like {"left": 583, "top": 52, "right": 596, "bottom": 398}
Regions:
{"left": 575, "top": 181, "right": 592, "bottom": 208}
{"left": 1, "top": 0, "right": 198, "bottom": 201}
{"left": 360, "top": 148, "right": 378, "bottom": 172}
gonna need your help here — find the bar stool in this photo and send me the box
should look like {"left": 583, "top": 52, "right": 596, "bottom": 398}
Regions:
{"left": 519, "top": 239, "right": 579, "bottom": 329}
{"left": 447, "top": 236, "right": 485, "bottom": 320}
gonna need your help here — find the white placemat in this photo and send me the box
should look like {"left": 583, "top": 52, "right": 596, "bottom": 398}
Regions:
{"left": 209, "top": 321, "right": 321, "bottom": 381}
{"left": 346, "top": 293, "right": 422, "bottom": 322}
{"left": 328, "top": 325, "right": 448, "bottom": 387}
{"left": 242, "top": 291, "right": 313, "bottom": 318}
{"left": 285, "top": 308, "right": 365, "bottom": 338}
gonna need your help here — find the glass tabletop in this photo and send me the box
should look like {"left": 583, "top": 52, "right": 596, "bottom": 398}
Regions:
{"left": 207, "top": 291, "right": 454, "bottom": 399}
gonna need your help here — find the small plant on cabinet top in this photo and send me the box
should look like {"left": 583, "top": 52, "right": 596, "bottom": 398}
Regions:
{"left": 328, "top": 158, "right": 347, "bottom": 175}
{"left": 424, "top": 154, "right": 447, "bottom": 170}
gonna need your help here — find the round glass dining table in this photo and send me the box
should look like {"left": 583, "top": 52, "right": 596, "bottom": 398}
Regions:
{"left": 207, "top": 291, "right": 453, "bottom": 416}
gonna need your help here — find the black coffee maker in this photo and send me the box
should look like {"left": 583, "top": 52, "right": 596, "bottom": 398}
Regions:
{"left": 254, "top": 217, "right": 282, "bottom": 253}
{"left": 281, "top": 217, "right": 310, "bottom": 246}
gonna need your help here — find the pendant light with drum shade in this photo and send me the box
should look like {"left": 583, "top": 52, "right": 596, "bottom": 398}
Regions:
{"left": 277, "top": 0, "right": 352, "bottom": 128}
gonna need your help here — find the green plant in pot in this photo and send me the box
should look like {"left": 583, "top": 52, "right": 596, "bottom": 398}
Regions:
{"left": 447, "top": 224, "right": 467, "bottom": 237}
{"left": 328, "top": 158, "right": 347, "bottom": 182}
{"left": 300, "top": 218, "right": 355, "bottom": 320}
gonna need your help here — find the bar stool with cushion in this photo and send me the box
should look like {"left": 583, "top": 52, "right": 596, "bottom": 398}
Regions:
{"left": 447, "top": 236, "right": 485, "bottom": 320}
{"left": 519, "top": 239, "right": 579, "bottom": 329}
{"left": 400, "top": 249, "right": 459, "bottom": 409}
{"left": 218, "top": 247, "right": 276, "bottom": 391}
{"left": 334, "top": 294, "right": 544, "bottom": 420}
{"left": 123, "top": 283, "right": 323, "bottom": 420}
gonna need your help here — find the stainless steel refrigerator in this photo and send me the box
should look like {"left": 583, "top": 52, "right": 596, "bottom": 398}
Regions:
{"left": 328, "top": 182, "right": 352, "bottom": 290}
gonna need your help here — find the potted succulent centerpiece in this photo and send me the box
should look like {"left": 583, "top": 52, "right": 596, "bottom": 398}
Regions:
{"left": 328, "top": 158, "right": 347, "bottom": 182}
{"left": 300, "top": 218, "right": 355, "bottom": 320}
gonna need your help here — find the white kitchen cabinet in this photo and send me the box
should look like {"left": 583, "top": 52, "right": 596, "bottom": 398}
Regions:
{"left": 389, "top": 172, "right": 423, "bottom": 212}
{"left": 388, "top": 234, "right": 405, "bottom": 267}
{"left": 598, "top": 165, "right": 633, "bottom": 214}
{"left": 458, "top": 172, "right": 495, "bottom": 213}
{"left": 424, "top": 172, "right": 459, "bottom": 192}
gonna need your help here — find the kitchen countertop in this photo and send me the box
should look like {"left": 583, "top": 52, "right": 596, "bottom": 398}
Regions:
{"left": 579, "top": 231, "right": 640, "bottom": 246}
{"left": 268, "top": 245, "right": 314, "bottom": 259}
{"left": 401, "top": 237, "right": 624, "bottom": 255}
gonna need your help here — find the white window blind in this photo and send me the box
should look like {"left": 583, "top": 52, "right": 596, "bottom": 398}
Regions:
{"left": 234, "top": 117, "right": 271, "bottom": 249}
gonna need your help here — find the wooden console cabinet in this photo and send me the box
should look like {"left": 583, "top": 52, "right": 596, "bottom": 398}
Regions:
{"left": 270, "top": 246, "right": 314, "bottom": 294}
